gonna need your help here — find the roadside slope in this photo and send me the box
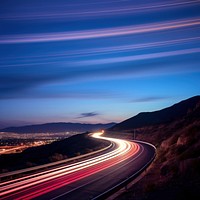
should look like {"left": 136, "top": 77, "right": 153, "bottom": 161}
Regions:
{"left": 107, "top": 96, "right": 200, "bottom": 200}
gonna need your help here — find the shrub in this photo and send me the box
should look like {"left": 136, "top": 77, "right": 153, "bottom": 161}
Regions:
{"left": 49, "top": 153, "right": 65, "bottom": 162}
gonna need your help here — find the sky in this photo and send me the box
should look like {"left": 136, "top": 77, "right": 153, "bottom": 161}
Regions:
{"left": 0, "top": 0, "right": 200, "bottom": 128}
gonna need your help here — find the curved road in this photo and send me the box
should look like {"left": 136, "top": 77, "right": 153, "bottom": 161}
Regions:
{"left": 0, "top": 132, "right": 156, "bottom": 200}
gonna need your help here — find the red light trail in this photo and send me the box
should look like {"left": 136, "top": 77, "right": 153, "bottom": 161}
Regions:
{"left": 0, "top": 132, "right": 140, "bottom": 200}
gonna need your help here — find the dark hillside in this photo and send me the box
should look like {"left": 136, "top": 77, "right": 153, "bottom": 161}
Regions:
{"left": 1, "top": 122, "right": 116, "bottom": 133}
{"left": 0, "top": 133, "right": 109, "bottom": 172}
{"left": 110, "top": 96, "right": 200, "bottom": 131}
{"left": 107, "top": 96, "right": 200, "bottom": 200}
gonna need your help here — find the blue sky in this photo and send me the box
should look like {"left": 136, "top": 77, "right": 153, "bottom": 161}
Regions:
{"left": 0, "top": 0, "right": 200, "bottom": 128}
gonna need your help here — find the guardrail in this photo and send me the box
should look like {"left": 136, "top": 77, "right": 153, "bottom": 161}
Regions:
{"left": 92, "top": 140, "right": 156, "bottom": 200}
{"left": 0, "top": 141, "right": 113, "bottom": 179}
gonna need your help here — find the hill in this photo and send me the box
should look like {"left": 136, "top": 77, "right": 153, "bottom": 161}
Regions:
{"left": 110, "top": 95, "right": 200, "bottom": 132}
{"left": 0, "top": 122, "right": 116, "bottom": 133}
{"left": 0, "top": 133, "right": 110, "bottom": 172}
{"left": 106, "top": 96, "right": 200, "bottom": 200}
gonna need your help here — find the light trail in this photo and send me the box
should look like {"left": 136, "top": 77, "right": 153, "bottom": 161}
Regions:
{"left": 0, "top": 132, "right": 140, "bottom": 200}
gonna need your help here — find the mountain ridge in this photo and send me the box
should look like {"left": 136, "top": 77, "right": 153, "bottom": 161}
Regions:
{"left": 110, "top": 95, "right": 200, "bottom": 131}
{"left": 0, "top": 122, "right": 116, "bottom": 133}
{"left": 107, "top": 95, "right": 200, "bottom": 200}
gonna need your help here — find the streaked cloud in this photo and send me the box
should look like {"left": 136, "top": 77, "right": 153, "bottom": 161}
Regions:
{"left": 0, "top": 18, "right": 199, "bottom": 44}
{"left": 73, "top": 48, "right": 200, "bottom": 66}
{"left": 1, "top": 36, "right": 199, "bottom": 64}
{"left": 0, "top": 0, "right": 199, "bottom": 125}
{"left": 0, "top": 46, "right": 199, "bottom": 99}
{"left": 1, "top": 0, "right": 199, "bottom": 21}
{"left": 131, "top": 96, "right": 169, "bottom": 103}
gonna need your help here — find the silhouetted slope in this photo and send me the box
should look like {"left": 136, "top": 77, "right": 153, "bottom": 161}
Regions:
{"left": 0, "top": 133, "right": 110, "bottom": 172}
{"left": 108, "top": 96, "right": 200, "bottom": 200}
{"left": 110, "top": 96, "right": 200, "bottom": 131}
{"left": 0, "top": 122, "right": 116, "bottom": 133}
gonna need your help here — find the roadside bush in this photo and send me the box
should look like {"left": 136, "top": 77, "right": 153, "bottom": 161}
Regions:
{"left": 49, "top": 153, "right": 66, "bottom": 162}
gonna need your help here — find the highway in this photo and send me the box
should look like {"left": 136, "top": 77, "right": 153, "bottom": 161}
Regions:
{"left": 0, "top": 132, "right": 156, "bottom": 200}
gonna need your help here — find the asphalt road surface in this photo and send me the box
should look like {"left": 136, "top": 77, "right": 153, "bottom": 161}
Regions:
{"left": 0, "top": 132, "right": 156, "bottom": 200}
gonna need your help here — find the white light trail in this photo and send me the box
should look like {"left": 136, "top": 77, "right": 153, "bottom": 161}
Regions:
{"left": 0, "top": 132, "right": 139, "bottom": 199}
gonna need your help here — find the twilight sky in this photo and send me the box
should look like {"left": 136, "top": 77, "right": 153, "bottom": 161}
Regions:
{"left": 0, "top": 0, "right": 200, "bottom": 128}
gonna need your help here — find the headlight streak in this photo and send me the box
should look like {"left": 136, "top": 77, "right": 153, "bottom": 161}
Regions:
{"left": 49, "top": 144, "right": 145, "bottom": 200}
{"left": 0, "top": 142, "right": 116, "bottom": 188}
{"left": 0, "top": 132, "right": 140, "bottom": 200}
{"left": 0, "top": 139, "right": 125, "bottom": 192}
